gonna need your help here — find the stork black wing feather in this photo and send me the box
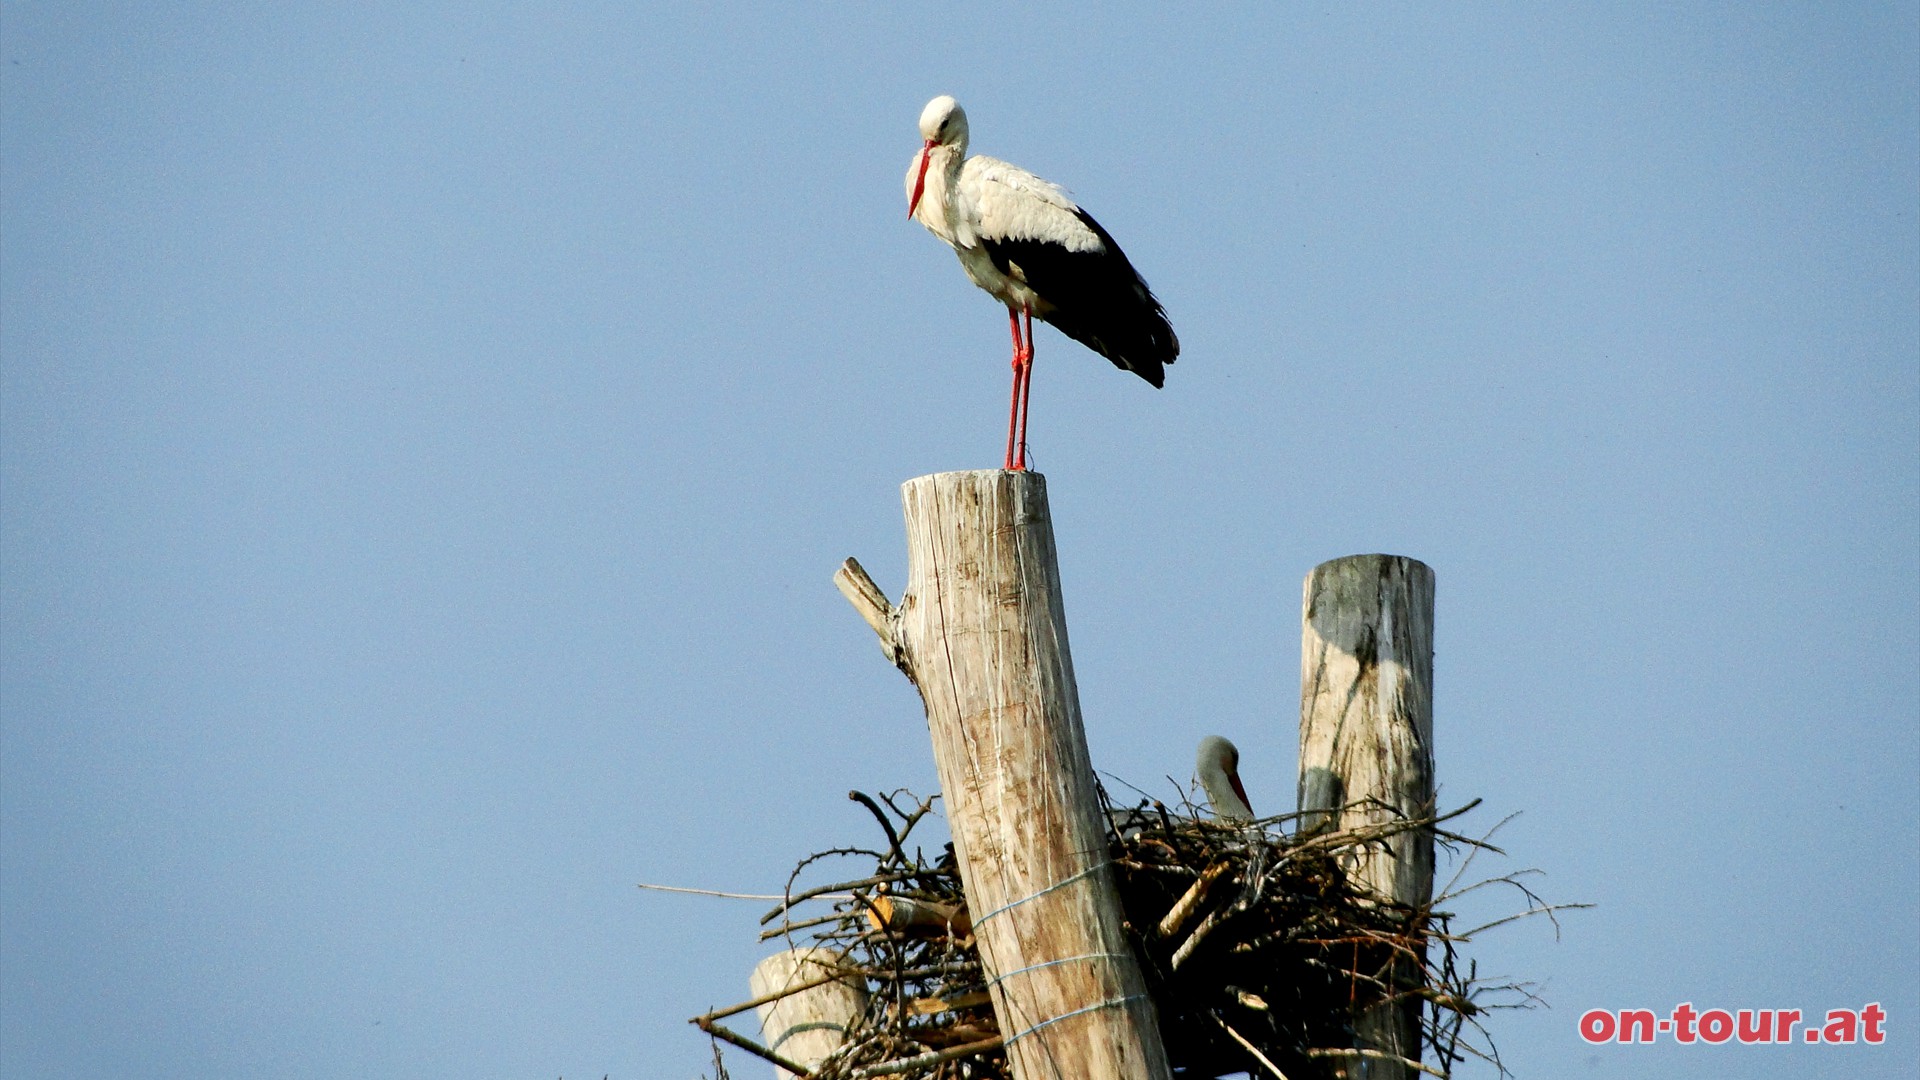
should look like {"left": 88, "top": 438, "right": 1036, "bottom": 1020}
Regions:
{"left": 982, "top": 209, "right": 1179, "bottom": 388}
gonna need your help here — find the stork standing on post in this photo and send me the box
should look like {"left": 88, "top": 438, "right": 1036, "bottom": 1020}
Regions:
{"left": 906, "top": 95, "right": 1179, "bottom": 471}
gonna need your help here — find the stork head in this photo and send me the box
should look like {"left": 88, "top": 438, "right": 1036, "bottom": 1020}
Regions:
{"left": 918, "top": 95, "right": 969, "bottom": 149}
{"left": 908, "top": 95, "right": 968, "bottom": 219}
{"left": 1196, "top": 735, "right": 1254, "bottom": 822}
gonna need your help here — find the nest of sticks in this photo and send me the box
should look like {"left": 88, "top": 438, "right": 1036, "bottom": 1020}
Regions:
{"left": 695, "top": 787, "right": 1571, "bottom": 1079}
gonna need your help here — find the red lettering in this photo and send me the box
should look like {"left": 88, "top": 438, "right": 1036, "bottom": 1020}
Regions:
{"left": 1619, "top": 1009, "right": 1656, "bottom": 1043}
{"left": 1862, "top": 1002, "right": 1886, "bottom": 1044}
{"left": 1672, "top": 1002, "right": 1698, "bottom": 1043}
{"left": 1576, "top": 1002, "right": 1880, "bottom": 1048}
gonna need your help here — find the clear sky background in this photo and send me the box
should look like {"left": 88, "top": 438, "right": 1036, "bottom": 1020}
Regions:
{"left": 2, "top": 4, "right": 1915, "bottom": 1078}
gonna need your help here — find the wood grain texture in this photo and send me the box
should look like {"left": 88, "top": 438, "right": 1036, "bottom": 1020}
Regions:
{"left": 887, "top": 469, "right": 1172, "bottom": 1080}
{"left": 1298, "top": 554, "right": 1436, "bottom": 1080}
{"left": 749, "top": 948, "right": 868, "bottom": 1079}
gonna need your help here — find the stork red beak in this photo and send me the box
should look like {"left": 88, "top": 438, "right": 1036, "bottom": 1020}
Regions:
{"left": 1229, "top": 771, "right": 1253, "bottom": 818}
{"left": 907, "top": 138, "right": 936, "bottom": 219}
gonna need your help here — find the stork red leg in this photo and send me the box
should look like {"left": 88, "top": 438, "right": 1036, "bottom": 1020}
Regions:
{"left": 1013, "top": 306, "right": 1035, "bottom": 470}
{"left": 1004, "top": 307, "right": 1025, "bottom": 470}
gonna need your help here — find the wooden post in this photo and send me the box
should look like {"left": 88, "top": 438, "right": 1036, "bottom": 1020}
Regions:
{"left": 749, "top": 948, "right": 868, "bottom": 1079}
{"left": 1298, "top": 554, "right": 1435, "bottom": 1080}
{"left": 837, "top": 470, "right": 1173, "bottom": 1080}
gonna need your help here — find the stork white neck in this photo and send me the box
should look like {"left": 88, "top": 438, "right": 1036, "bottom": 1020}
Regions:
{"left": 1196, "top": 735, "right": 1254, "bottom": 822}
{"left": 907, "top": 95, "right": 969, "bottom": 237}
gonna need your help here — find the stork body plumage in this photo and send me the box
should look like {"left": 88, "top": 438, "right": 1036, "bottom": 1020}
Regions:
{"left": 907, "top": 95, "right": 1178, "bottom": 470}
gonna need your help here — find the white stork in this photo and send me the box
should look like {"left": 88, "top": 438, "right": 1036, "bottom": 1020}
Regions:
{"left": 906, "top": 95, "right": 1178, "bottom": 471}
{"left": 1196, "top": 735, "right": 1254, "bottom": 822}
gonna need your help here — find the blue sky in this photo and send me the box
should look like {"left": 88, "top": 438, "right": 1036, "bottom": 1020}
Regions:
{"left": 2, "top": 3, "right": 1915, "bottom": 1078}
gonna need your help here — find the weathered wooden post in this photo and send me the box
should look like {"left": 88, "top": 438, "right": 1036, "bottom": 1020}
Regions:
{"left": 1298, "top": 554, "right": 1435, "bottom": 1080}
{"left": 837, "top": 469, "right": 1173, "bottom": 1080}
{"left": 749, "top": 948, "right": 868, "bottom": 1079}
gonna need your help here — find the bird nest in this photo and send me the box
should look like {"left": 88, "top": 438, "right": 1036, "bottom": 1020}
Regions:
{"left": 695, "top": 787, "right": 1571, "bottom": 1079}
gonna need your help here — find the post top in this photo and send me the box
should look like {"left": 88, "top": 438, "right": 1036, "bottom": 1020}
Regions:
{"left": 899, "top": 469, "right": 1050, "bottom": 500}
{"left": 906, "top": 469, "right": 1046, "bottom": 482}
